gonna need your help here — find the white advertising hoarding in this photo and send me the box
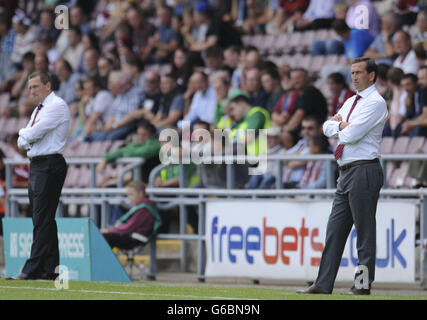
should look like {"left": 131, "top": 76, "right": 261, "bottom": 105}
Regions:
{"left": 205, "top": 201, "right": 416, "bottom": 283}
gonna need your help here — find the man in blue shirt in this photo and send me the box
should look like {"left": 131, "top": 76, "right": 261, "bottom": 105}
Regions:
{"left": 332, "top": 19, "right": 374, "bottom": 61}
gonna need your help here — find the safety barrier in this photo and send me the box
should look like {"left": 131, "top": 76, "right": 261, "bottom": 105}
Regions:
{"left": 3, "top": 154, "right": 427, "bottom": 287}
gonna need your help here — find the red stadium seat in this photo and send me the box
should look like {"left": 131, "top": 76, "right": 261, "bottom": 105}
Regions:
{"left": 391, "top": 136, "right": 410, "bottom": 154}
{"left": 407, "top": 136, "right": 425, "bottom": 153}
{"left": 380, "top": 137, "right": 394, "bottom": 154}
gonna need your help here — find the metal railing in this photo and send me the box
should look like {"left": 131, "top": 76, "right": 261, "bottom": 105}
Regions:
{"left": 4, "top": 153, "right": 427, "bottom": 286}
{"left": 4, "top": 157, "right": 145, "bottom": 221}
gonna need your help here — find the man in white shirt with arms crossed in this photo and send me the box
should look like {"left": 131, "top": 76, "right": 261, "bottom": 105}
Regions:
{"left": 297, "top": 57, "right": 388, "bottom": 295}
{"left": 9, "top": 71, "right": 70, "bottom": 280}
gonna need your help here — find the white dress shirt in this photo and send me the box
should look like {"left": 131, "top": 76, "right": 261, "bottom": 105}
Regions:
{"left": 18, "top": 92, "right": 70, "bottom": 158}
{"left": 323, "top": 84, "right": 388, "bottom": 166}
{"left": 393, "top": 49, "right": 419, "bottom": 75}
{"left": 178, "top": 86, "right": 217, "bottom": 127}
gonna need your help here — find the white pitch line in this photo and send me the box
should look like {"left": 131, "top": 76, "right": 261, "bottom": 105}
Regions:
{"left": 0, "top": 285, "right": 257, "bottom": 300}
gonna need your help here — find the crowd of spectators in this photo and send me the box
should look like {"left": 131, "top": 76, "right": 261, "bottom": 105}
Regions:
{"left": 0, "top": 0, "right": 426, "bottom": 225}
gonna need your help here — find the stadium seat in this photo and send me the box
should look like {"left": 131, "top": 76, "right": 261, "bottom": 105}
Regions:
{"left": 108, "top": 140, "right": 126, "bottom": 152}
{"left": 391, "top": 136, "right": 410, "bottom": 154}
{"left": 259, "top": 34, "right": 276, "bottom": 56}
{"left": 310, "top": 55, "right": 326, "bottom": 74}
{"left": 407, "top": 136, "right": 425, "bottom": 153}
{"left": 380, "top": 137, "right": 394, "bottom": 154}
{"left": 273, "top": 34, "right": 290, "bottom": 55}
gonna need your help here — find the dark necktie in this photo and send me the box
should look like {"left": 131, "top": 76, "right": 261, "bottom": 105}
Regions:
{"left": 31, "top": 103, "right": 43, "bottom": 127}
{"left": 334, "top": 95, "right": 361, "bottom": 160}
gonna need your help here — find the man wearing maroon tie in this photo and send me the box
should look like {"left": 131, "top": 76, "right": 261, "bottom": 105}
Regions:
{"left": 297, "top": 57, "right": 388, "bottom": 295}
{"left": 9, "top": 71, "right": 70, "bottom": 280}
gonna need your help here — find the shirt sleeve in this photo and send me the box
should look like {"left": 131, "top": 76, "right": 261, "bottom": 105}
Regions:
{"left": 19, "top": 103, "right": 68, "bottom": 144}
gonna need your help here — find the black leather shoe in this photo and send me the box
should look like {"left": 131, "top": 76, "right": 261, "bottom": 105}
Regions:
{"left": 39, "top": 273, "right": 59, "bottom": 280}
{"left": 6, "top": 272, "right": 36, "bottom": 280}
{"left": 347, "top": 286, "right": 371, "bottom": 295}
{"left": 296, "top": 284, "right": 331, "bottom": 294}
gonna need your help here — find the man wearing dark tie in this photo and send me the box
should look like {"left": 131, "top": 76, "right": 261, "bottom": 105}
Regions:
{"left": 297, "top": 57, "right": 388, "bottom": 295}
{"left": 9, "top": 71, "right": 70, "bottom": 280}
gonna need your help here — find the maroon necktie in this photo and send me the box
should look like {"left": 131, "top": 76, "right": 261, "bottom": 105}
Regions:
{"left": 334, "top": 95, "right": 361, "bottom": 160}
{"left": 31, "top": 103, "right": 43, "bottom": 127}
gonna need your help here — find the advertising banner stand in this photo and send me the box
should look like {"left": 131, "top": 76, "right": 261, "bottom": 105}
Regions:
{"left": 2, "top": 218, "right": 131, "bottom": 282}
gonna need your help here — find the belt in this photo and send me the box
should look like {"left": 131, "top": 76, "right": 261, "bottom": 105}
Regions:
{"left": 338, "top": 158, "right": 379, "bottom": 171}
{"left": 30, "top": 153, "right": 63, "bottom": 162}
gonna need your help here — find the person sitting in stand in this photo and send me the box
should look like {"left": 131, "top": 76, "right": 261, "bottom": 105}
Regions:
{"left": 100, "top": 181, "right": 161, "bottom": 249}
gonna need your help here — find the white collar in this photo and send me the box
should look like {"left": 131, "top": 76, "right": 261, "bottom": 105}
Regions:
{"left": 41, "top": 91, "right": 55, "bottom": 106}
{"left": 357, "top": 84, "right": 376, "bottom": 98}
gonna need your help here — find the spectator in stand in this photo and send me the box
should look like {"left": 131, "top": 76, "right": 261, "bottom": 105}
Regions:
{"left": 327, "top": 72, "right": 355, "bottom": 118}
{"left": 401, "top": 66, "right": 427, "bottom": 136}
{"left": 97, "top": 121, "right": 161, "bottom": 187}
{"left": 383, "top": 67, "right": 406, "bottom": 137}
{"left": 298, "top": 134, "right": 332, "bottom": 189}
{"left": 10, "top": 9, "right": 38, "bottom": 68}
{"left": 223, "top": 45, "right": 241, "bottom": 72}
{"left": 397, "top": 73, "right": 419, "bottom": 132}
{"left": 261, "top": 67, "right": 285, "bottom": 114}
{"left": 231, "top": 46, "right": 261, "bottom": 91}
{"left": 0, "top": 50, "right": 16, "bottom": 92}
{"left": 170, "top": 47, "right": 194, "bottom": 90}
{"left": 70, "top": 5, "right": 92, "bottom": 35}
{"left": 288, "top": 0, "right": 337, "bottom": 31}
{"left": 0, "top": 13, "right": 15, "bottom": 56}
{"left": 144, "top": 4, "right": 180, "bottom": 64}
{"left": 37, "top": 9, "right": 59, "bottom": 43}
{"left": 81, "top": 47, "right": 99, "bottom": 78}
{"left": 89, "top": 70, "right": 142, "bottom": 141}
{"left": 33, "top": 34, "right": 59, "bottom": 71}
{"left": 97, "top": 56, "right": 114, "bottom": 90}
{"left": 100, "top": 181, "right": 160, "bottom": 249}
{"left": 364, "top": 11, "right": 400, "bottom": 66}
{"left": 227, "top": 93, "right": 271, "bottom": 156}
{"left": 122, "top": 56, "right": 146, "bottom": 94}
{"left": 55, "top": 59, "right": 83, "bottom": 105}
{"left": 346, "top": 0, "right": 380, "bottom": 38}
{"left": 116, "top": 70, "right": 162, "bottom": 131}
{"left": 272, "top": 71, "right": 300, "bottom": 127}
{"left": 203, "top": 46, "right": 224, "bottom": 75}
{"left": 282, "top": 115, "right": 323, "bottom": 188}
{"left": 243, "top": 67, "right": 269, "bottom": 110}
{"left": 376, "top": 63, "right": 392, "bottom": 100}
{"left": 34, "top": 53, "right": 59, "bottom": 91}
{"left": 179, "top": 71, "right": 217, "bottom": 127}
{"left": 395, "top": 0, "right": 419, "bottom": 26}
{"left": 212, "top": 75, "right": 231, "bottom": 128}
{"left": 126, "top": 5, "right": 156, "bottom": 59}
{"left": 246, "top": 126, "right": 286, "bottom": 189}
{"left": 413, "top": 9, "right": 427, "bottom": 44}
{"left": 156, "top": 138, "right": 199, "bottom": 188}
{"left": 242, "top": 0, "right": 283, "bottom": 35}
{"left": 313, "top": 19, "right": 374, "bottom": 60}
{"left": 277, "top": 0, "right": 310, "bottom": 33}
{"left": 283, "top": 68, "right": 328, "bottom": 135}
{"left": 392, "top": 30, "right": 420, "bottom": 75}
{"left": 414, "top": 42, "right": 427, "bottom": 67}
{"left": 181, "top": 1, "right": 218, "bottom": 54}
{"left": 5, "top": 51, "right": 34, "bottom": 102}
{"left": 146, "top": 73, "right": 185, "bottom": 129}
{"left": 62, "top": 26, "right": 84, "bottom": 72}
{"left": 70, "top": 75, "right": 114, "bottom": 144}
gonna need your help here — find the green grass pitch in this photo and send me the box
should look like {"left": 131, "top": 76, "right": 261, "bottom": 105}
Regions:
{"left": 0, "top": 279, "right": 426, "bottom": 300}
